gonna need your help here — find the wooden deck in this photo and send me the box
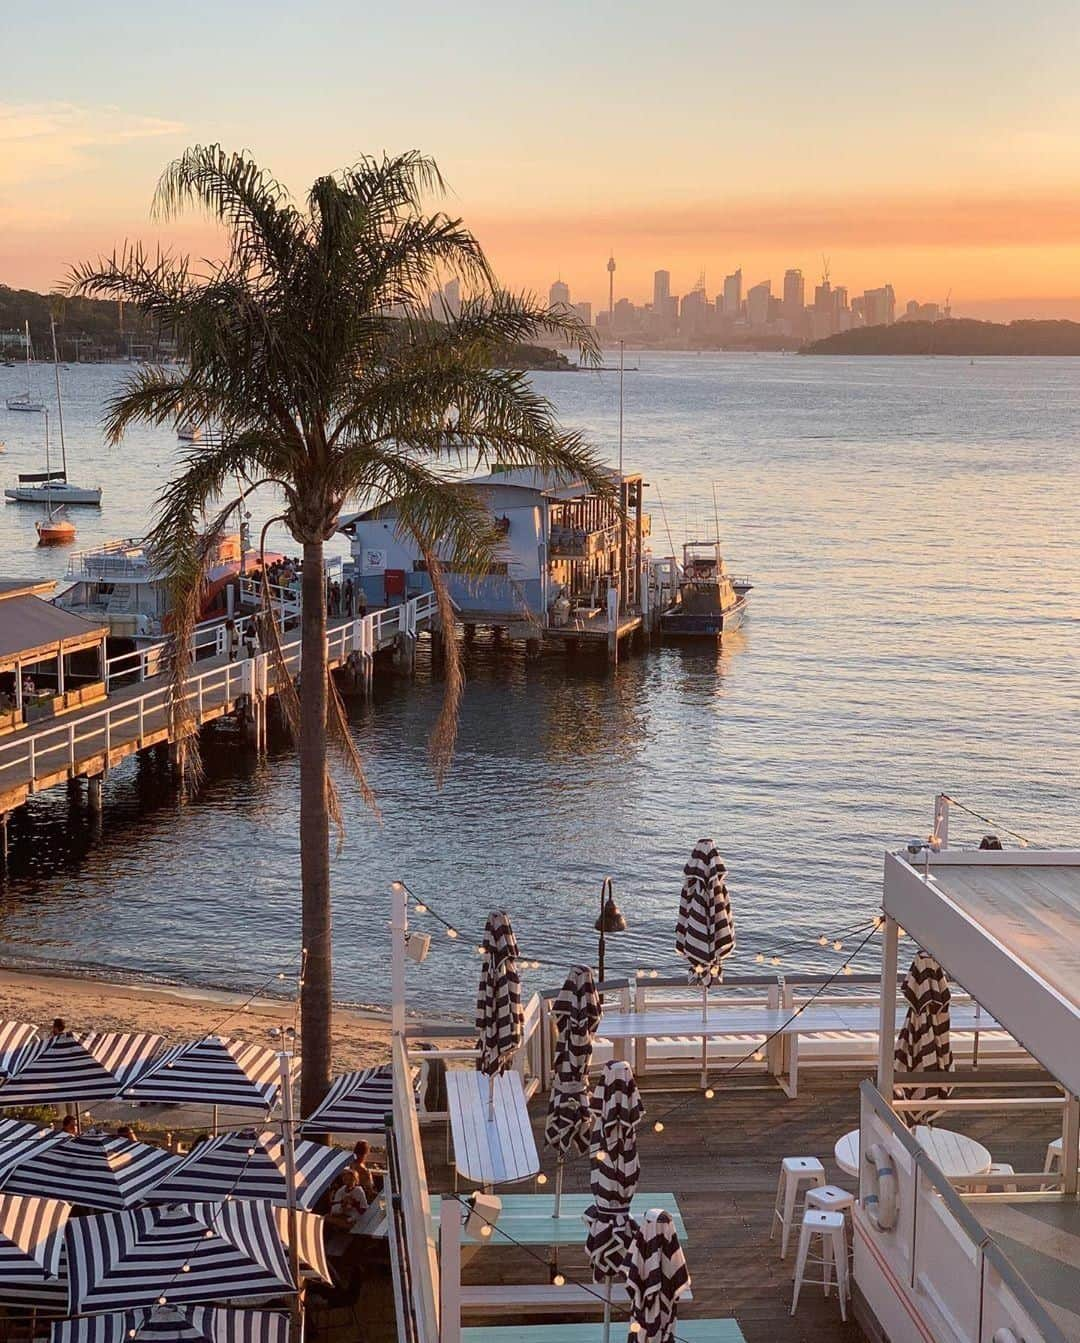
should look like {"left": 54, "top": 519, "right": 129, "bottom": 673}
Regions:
{"left": 421, "top": 1070, "right": 1064, "bottom": 1343}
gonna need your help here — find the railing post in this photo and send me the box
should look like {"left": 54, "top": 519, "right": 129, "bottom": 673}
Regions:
{"left": 28, "top": 736, "right": 36, "bottom": 785}
{"left": 138, "top": 699, "right": 144, "bottom": 742}
{"left": 439, "top": 1197, "right": 462, "bottom": 1343}
{"left": 877, "top": 915, "right": 899, "bottom": 1097}
{"left": 68, "top": 723, "right": 75, "bottom": 769}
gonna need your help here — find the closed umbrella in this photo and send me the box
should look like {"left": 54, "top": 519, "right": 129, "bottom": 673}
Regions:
{"left": 585, "top": 1060, "right": 645, "bottom": 1343}
{"left": 544, "top": 966, "right": 601, "bottom": 1216}
{"left": 0, "top": 1032, "right": 163, "bottom": 1107}
{"left": 50, "top": 1306, "right": 289, "bottom": 1343}
{"left": 475, "top": 911, "right": 524, "bottom": 1119}
{"left": 894, "top": 952, "right": 953, "bottom": 1125}
{"left": 675, "top": 839, "right": 735, "bottom": 1084}
{"left": 5, "top": 1134, "right": 176, "bottom": 1211}
{"left": 0, "top": 1020, "right": 40, "bottom": 1080}
{"left": 144, "top": 1129, "right": 350, "bottom": 1209}
{"left": 625, "top": 1209, "right": 691, "bottom": 1343}
{"left": 122, "top": 1037, "right": 284, "bottom": 1115}
{"left": 0, "top": 1192, "right": 70, "bottom": 1307}
{"left": 64, "top": 1201, "right": 296, "bottom": 1314}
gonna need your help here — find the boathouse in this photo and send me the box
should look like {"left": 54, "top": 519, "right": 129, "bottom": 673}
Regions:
{"left": 0, "top": 579, "right": 108, "bottom": 732}
{"left": 340, "top": 466, "right": 652, "bottom": 659}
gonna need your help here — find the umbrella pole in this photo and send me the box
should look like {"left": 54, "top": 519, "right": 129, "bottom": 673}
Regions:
{"left": 212, "top": 1104, "right": 219, "bottom": 1137}
{"left": 553, "top": 1161, "right": 564, "bottom": 1218}
{"left": 488, "top": 1072, "right": 495, "bottom": 1122}
{"left": 602, "top": 1278, "right": 612, "bottom": 1343}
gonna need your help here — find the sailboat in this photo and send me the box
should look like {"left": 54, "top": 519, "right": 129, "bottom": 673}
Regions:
{"left": 34, "top": 412, "right": 76, "bottom": 545}
{"left": 4, "top": 319, "right": 102, "bottom": 505}
{"left": 5, "top": 321, "right": 44, "bottom": 412}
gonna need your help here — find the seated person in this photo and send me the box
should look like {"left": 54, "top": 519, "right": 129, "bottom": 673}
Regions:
{"left": 328, "top": 1168, "right": 368, "bottom": 1233}
{"left": 348, "top": 1140, "right": 383, "bottom": 1203}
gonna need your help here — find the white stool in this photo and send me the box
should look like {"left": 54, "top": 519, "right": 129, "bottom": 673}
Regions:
{"left": 1044, "top": 1138, "right": 1063, "bottom": 1173}
{"left": 974, "top": 1163, "right": 1017, "bottom": 1194}
{"left": 772, "top": 1156, "right": 826, "bottom": 1258}
{"left": 791, "top": 1209, "right": 849, "bottom": 1321}
{"left": 805, "top": 1184, "right": 855, "bottom": 1215}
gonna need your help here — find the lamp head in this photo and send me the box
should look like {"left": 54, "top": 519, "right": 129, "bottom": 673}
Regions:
{"left": 595, "top": 891, "right": 627, "bottom": 934}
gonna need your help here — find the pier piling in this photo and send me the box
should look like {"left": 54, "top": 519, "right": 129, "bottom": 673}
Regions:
{"left": 87, "top": 775, "right": 103, "bottom": 812}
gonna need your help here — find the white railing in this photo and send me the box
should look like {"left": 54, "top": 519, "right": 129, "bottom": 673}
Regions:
{"left": 1, "top": 591, "right": 438, "bottom": 792}
{"left": 237, "top": 576, "right": 300, "bottom": 622}
{"left": 389, "top": 1032, "right": 440, "bottom": 1343}
{"left": 856, "top": 1081, "right": 1067, "bottom": 1343}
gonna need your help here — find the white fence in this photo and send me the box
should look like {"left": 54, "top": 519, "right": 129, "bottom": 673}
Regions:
{"left": 0, "top": 591, "right": 438, "bottom": 795}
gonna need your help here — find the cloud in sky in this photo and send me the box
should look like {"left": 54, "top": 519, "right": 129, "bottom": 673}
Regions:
{"left": 0, "top": 101, "right": 184, "bottom": 188}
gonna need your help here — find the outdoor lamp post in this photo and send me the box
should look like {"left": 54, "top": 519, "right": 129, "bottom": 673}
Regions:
{"left": 594, "top": 876, "right": 627, "bottom": 985}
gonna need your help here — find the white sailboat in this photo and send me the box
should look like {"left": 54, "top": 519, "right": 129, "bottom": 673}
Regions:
{"left": 5, "top": 321, "right": 44, "bottom": 412}
{"left": 4, "top": 319, "right": 102, "bottom": 505}
{"left": 34, "top": 411, "right": 76, "bottom": 545}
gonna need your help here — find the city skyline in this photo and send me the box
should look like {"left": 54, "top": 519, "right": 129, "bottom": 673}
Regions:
{"left": 3, "top": 2, "right": 1080, "bottom": 318}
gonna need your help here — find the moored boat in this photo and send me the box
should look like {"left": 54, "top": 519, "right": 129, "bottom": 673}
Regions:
{"left": 5, "top": 321, "right": 44, "bottom": 412}
{"left": 660, "top": 540, "right": 752, "bottom": 639}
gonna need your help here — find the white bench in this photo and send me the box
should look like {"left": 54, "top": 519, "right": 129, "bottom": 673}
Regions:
{"left": 459, "top": 1282, "right": 693, "bottom": 1317}
{"left": 446, "top": 1069, "right": 539, "bottom": 1189}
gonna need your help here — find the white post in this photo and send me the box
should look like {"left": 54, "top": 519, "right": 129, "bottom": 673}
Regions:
{"left": 1063, "top": 1092, "right": 1080, "bottom": 1197}
{"left": 553, "top": 1162, "right": 564, "bottom": 1219}
{"left": 57, "top": 653, "right": 65, "bottom": 697}
{"left": 934, "top": 794, "right": 950, "bottom": 848}
{"left": 391, "top": 882, "right": 408, "bottom": 1037}
{"left": 877, "top": 915, "right": 899, "bottom": 1098}
{"left": 14, "top": 662, "right": 21, "bottom": 713}
{"left": 439, "top": 1196, "right": 462, "bottom": 1343}
{"left": 278, "top": 1051, "right": 303, "bottom": 1343}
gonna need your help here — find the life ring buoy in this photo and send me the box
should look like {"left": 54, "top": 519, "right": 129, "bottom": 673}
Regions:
{"left": 863, "top": 1141, "right": 899, "bottom": 1231}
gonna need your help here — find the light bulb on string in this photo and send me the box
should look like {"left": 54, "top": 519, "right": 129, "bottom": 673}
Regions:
{"left": 415, "top": 903, "right": 427, "bottom": 913}
{"left": 446, "top": 928, "right": 458, "bottom": 939}
{"left": 818, "top": 935, "right": 829, "bottom": 947}
{"left": 833, "top": 941, "right": 843, "bottom": 952}
{"left": 704, "top": 1088, "right": 715, "bottom": 1099}
{"left": 654, "top": 1121, "right": 664, "bottom": 1133}
{"left": 770, "top": 956, "right": 780, "bottom": 967}
{"left": 480, "top": 1225, "right": 493, "bottom": 1238}
{"left": 753, "top": 1050, "right": 764, "bottom": 1062}
{"left": 536, "top": 1173, "right": 548, "bottom": 1186}
{"left": 553, "top": 1274, "right": 566, "bottom": 1287}
{"left": 754, "top": 953, "right": 764, "bottom": 964}
{"left": 636, "top": 969, "right": 646, "bottom": 978}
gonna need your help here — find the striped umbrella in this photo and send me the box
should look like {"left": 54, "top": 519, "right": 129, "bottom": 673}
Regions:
{"left": 0, "top": 1032, "right": 164, "bottom": 1106}
{"left": 50, "top": 1306, "right": 290, "bottom": 1343}
{"left": 0, "top": 1021, "right": 40, "bottom": 1080}
{"left": 590, "top": 1061, "right": 644, "bottom": 1212}
{"left": 894, "top": 952, "right": 954, "bottom": 1125}
{"left": 625, "top": 1209, "right": 691, "bottom": 1343}
{"left": 298, "top": 1064, "right": 394, "bottom": 1135}
{"left": 0, "top": 1192, "right": 70, "bottom": 1307}
{"left": 0, "top": 1118, "right": 66, "bottom": 1184}
{"left": 476, "top": 912, "right": 523, "bottom": 1120}
{"left": 271, "top": 1207, "right": 332, "bottom": 1284}
{"left": 5, "top": 1134, "right": 176, "bottom": 1211}
{"left": 121, "top": 1037, "right": 283, "bottom": 1111}
{"left": 544, "top": 967, "right": 601, "bottom": 1215}
{"left": 145, "top": 1129, "right": 350, "bottom": 1209}
{"left": 675, "top": 839, "right": 735, "bottom": 986}
{"left": 65, "top": 1201, "right": 296, "bottom": 1314}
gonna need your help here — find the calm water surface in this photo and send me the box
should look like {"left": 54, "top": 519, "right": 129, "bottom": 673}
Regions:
{"left": 0, "top": 353, "right": 1076, "bottom": 1015}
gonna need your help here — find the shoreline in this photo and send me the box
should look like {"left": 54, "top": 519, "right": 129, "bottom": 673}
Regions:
{"left": 0, "top": 963, "right": 395, "bottom": 1072}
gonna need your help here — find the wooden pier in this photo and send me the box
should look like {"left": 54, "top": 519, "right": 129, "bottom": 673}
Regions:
{"left": 0, "top": 591, "right": 437, "bottom": 821}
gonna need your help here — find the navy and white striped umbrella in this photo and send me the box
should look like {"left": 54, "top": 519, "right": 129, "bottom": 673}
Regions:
{"left": 5, "top": 1134, "right": 177, "bottom": 1212}
{"left": 145, "top": 1129, "right": 350, "bottom": 1209}
{"left": 0, "top": 1117, "right": 66, "bottom": 1184}
{"left": 476, "top": 912, "right": 524, "bottom": 1078}
{"left": 0, "top": 1033, "right": 164, "bottom": 1106}
{"left": 895, "top": 952, "right": 954, "bottom": 1125}
{"left": 65, "top": 1201, "right": 296, "bottom": 1314}
{"left": 271, "top": 1207, "right": 332, "bottom": 1284}
{"left": 624, "top": 1209, "right": 691, "bottom": 1343}
{"left": 674, "top": 840, "right": 735, "bottom": 984}
{"left": 50, "top": 1306, "right": 289, "bottom": 1343}
{"left": 0, "top": 1192, "right": 71, "bottom": 1307}
{"left": 0, "top": 1020, "right": 40, "bottom": 1080}
{"left": 583, "top": 1203, "right": 638, "bottom": 1284}
{"left": 590, "top": 1061, "right": 644, "bottom": 1211}
{"left": 121, "top": 1038, "right": 283, "bottom": 1111}
{"left": 298, "top": 1064, "right": 394, "bottom": 1135}
{"left": 545, "top": 966, "right": 601, "bottom": 1158}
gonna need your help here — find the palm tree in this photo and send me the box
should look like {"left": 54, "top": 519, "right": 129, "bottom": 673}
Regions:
{"left": 70, "top": 146, "right": 609, "bottom": 1115}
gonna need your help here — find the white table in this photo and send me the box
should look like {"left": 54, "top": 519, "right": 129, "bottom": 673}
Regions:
{"left": 445, "top": 1069, "right": 539, "bottom": 1189}
{"left": 835, "top": 1126, "right": 992, "bottom": 1179}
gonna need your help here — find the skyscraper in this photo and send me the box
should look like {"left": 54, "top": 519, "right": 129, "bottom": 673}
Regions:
{"left": 443, "top": 277, "right": 461, "bottom": 319}
{"left": 607, "top": 254, "right": 617, "bottom": 321}
{"left": 653, "top": 270, "right": 671, "bottom": 310}
{"left": 549, "top": 278, "right": 571, "bottom": 311}
{"left": 783, "top": 269, "right": 805, "bottom": 320}
{"left": 722, "top": 268, "right": 743, "bottom": 318}
{"left": 747, "top": 280, "right": 771, "bottom": 329}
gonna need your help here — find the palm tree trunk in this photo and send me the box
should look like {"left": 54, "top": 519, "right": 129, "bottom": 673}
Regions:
{"left": 299, "top": 539, "right": 332, "bottom": 1116}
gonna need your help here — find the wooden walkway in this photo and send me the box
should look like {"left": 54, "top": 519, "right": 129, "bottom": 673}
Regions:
{"left": 421, "top": 1070, "right": 1063, "bottom": 1343}
{"left": 0, "top": 593, "right": 437, "bottom": 814}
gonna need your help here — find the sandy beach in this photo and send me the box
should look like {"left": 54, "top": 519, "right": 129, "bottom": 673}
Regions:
{"left": 0, "top": 965, "right": 391, "bottom": 1072}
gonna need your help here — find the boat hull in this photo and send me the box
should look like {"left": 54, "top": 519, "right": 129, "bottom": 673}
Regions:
{"left": 661, "top": 595, "right": 748, "bottom": 639}
{"left": 5, "top": 484, "right": 102, "bottom": 505}
{"left": 5, "top": 400, "right": 43, "bottom": 412}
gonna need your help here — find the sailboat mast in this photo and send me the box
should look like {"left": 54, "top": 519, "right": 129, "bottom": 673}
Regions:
{"left": 43, "top": 410, "right": 53, "bottom": 519}
{"left": 50, "top": 318, "right": 68, "bottom": 481}
{"left": 24, "top": 320, "right": 32, "bottom": 400}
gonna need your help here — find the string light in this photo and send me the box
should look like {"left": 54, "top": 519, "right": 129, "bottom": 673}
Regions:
{"left": 704, "top": 1088, "right": 715, "bottom": 1099}
{"left": 770, "top": 956, "right": 780, "bottom": 966}
{"left": 595, "top": 1149, "right": 608, "bottom": 1162}
{"left": 480, "top": 1224, "right": 493, "bottom": 1238}
{"left": 833, "top": 940, "right": 843, "bottom": 952}
{"left": 843, "top": 965, "right": 853, "bottom": 976}
{"left": 415, "top": 903, "right": 428, "bottom": 914}
{"left": 476, "top": 946, "right": 486, "bottom": 955}
{"left": 754, "top": 953, "right": 764, "bottom": 964}
{"left": 446, "top": 928, "right": 458, "bottom": 939}
{"left": 752, "top": 1050, "right": 764, "bottom": 1062}
{"left": 653, "top": 1121, "right": 665, "bottom": 1133}
{"left": 536, "top": 1173, "right": 548, "bottom": 1186}
{"left": 553, "top": 1274, "right": 566, "bottom": 1287}
{"left": 818, "top": 935, "right": 829, "bottom": 946}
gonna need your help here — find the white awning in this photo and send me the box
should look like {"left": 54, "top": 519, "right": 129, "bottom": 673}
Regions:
{"left": 882, "top": 849, "right": 1080, "bottom": 1096}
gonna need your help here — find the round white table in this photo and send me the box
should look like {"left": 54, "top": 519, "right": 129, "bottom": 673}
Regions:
{"left": 834, "top": 1126, "right": 992, "bottom": 1179}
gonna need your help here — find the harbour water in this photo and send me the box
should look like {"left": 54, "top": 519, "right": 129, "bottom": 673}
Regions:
{"left": 0, "top": 352, "right": 1076, "bottom": 1014}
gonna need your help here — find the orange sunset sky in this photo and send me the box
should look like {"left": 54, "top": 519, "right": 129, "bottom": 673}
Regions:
{"left": 3, "top": 1, "right": 1080, "bottom": 319}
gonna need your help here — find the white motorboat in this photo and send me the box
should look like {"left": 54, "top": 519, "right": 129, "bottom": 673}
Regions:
{"left": 177, "top": 420, "right": 202, "bottom": 441}
{"left": 34, "top": 411, "right": 76, "bottom": 545}
{"left": 5, "top": 321, "right": 44, "bottom": 412}
{"left": 4, "top": 320, "right": 102, "bottom": 505}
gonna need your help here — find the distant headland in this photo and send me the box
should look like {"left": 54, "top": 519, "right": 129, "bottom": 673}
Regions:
{"left": 803, "top": 318, "right": 1080, "bottom": 356}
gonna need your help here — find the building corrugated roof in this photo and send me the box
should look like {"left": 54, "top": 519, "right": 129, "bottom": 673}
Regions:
{"left": 0, "top": 594, "right": 107, "bottom": 666}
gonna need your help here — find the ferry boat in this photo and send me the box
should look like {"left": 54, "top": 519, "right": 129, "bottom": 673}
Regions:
{"left": 54, "top": 532, "right": 280, "bottom": 651}
{"left": 660, "top": 539, "right": 752, "bottom": 638}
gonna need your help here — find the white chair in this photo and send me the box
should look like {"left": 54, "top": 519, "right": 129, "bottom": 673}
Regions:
{"left": 1044, "top": 1138, "right": 1063, "bottom": 1173}
{"left": 772, "top": 1156, "right": 826, "bottom": 1258}
{"left": 791, "top": 1209, "right": 848, "bottom": 1321}
{"left": 973, "top": 1162, "right": 1018, "bottom": 1194}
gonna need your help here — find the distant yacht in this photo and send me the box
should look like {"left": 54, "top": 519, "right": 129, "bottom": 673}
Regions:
{"left": 5, "top": 321, "right": 44, "bottom": 412}
{"left": 660, "top": 540, "right": 752, "bottom": 639}
{"left": 177, "top": 420, "right": 202, "bottom": 442}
